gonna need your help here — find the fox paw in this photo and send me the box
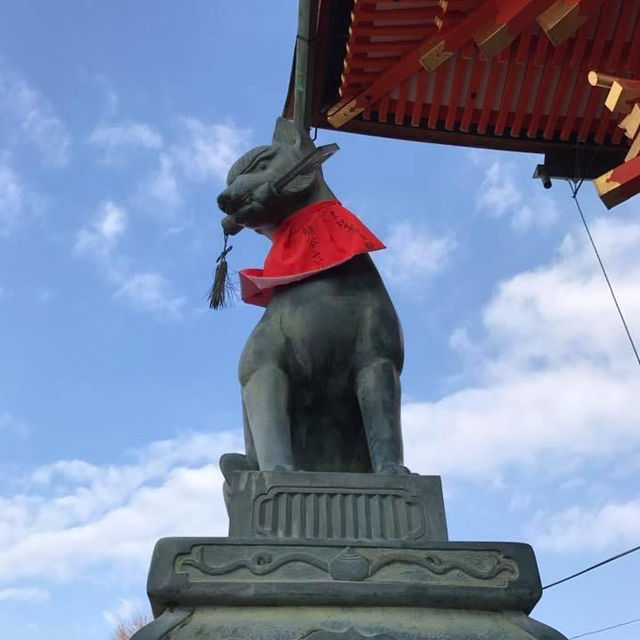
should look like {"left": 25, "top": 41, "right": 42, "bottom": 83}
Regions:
{"left": 375, "top": 463, "right": 412, "bottom": 475}
{"left": 219, "top": 452, "right": 258, "bottom": 484}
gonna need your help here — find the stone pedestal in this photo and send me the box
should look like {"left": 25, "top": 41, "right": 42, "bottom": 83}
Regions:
{"left": 132, "top": 473, "right": 567, "bottom": 640}
{"left": 226, "top": 471, "right": 448, "bottom": 542}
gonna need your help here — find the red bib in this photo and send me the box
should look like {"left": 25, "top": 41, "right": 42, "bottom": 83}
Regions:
{"left": 239, "top": 199, "right": 385, "bottom": 306}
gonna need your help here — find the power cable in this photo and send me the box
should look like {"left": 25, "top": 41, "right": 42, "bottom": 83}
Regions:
{"left": 542, "top": 543, "right": 640, "bottom": 590}
{"left": 566, "top": 182, "right": 640, "bottom": 369}
{"left": 550, "top": 123, "right": 640, "bottom": 640}
{"left": 571, "top": 140, "right": 605, "bottom": 195}
{"left": 569, "top": 616, "right": 640, "bottom": 639}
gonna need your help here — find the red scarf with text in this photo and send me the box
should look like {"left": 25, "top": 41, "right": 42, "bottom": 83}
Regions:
{"left": 240, "top": 199, "right": 385, "bottom": 306}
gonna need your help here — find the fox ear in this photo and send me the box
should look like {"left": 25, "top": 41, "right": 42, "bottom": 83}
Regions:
{"left": 272, "top": 118, "right": 315, "bottom": 152}
{"left": 272, "top": 118, "right": 300, "bottom": 146}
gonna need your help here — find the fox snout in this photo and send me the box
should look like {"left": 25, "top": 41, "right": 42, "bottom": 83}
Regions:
{"left": 217, "top": 188, "right": 248, "bottom": 215}
{"left": 216, "top": 178, "right": 276, "bottom": 231}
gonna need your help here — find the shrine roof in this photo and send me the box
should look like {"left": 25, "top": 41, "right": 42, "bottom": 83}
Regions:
{"left": 284, "top": 0, "right": 640, "bottom": 178}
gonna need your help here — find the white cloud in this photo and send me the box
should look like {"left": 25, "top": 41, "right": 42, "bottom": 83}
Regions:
{"left": 114, "top": 272, "right": 185, "bottom": 319}
{"left": 138, "top": 153, "right": 182, "bottom": 213}
{"left": 377, "top": 220, "right": 456, "bottom": 288}
{"left": 0, "top": 412, "right": 27, "bottom": 436}
{"left": 74, "top": 201, "right": 185, "bottom": 320}
{"left": 529, "top": 499, "right": 640, "bottom": 551}
{"left": 88, "top": 123, "right": 162, "bottom": 150}
{"left": 75, "top": 201, "right": 128, "bottom": 257}
{"left": 0, "top": 587, "right": 49, "bottom": 603}
{"left": 102, "top": 597, "right": 147, "bottom": 627}
{"left": 97, "top": 117, "right": 250, "bottom": 216}
{"left": 94, "top": 75, "right": 119, "bottom": 120}
{"left": 0, "top": 164, "right": 28, "bottom": 235}
{"left": 0, "top": 63, "right": 71, "bottom": 167}
{"left": 134, "top": 118, "right": 249, "bottom": 215}
{"left": 477, "top": 217, "right": 640, "bottom": 375}
{"left": 174, "top": 117, "right": 251, "bottom": 182}
{"left": 475, "top": 159, "right": 559, "bottom": 231}
{"left": 403, "top": 363, "right": 639, "bottom": 479}
{"left": 0, "top": 430, "right": 239, "bottom": 586}
{"left": 401, "top": 216, "right": 640, "bottom": 547}
{"left": 88, "top": 122, "right": 163, "bottom": 162}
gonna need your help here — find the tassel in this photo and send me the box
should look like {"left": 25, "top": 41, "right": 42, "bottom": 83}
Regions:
{"left": 208, "top": 233, "right": 236, "bottom": 309}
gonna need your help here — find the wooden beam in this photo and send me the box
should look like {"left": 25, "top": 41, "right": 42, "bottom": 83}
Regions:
{"left": 542, "top": 148, "right": 627, "bottom": 180}
{"left": 328, "top": 0, "right": 499, "bottom": 128}
{"left": 419, "top": 2, "right": 498, "bottom": 71}
{"left": 588, "top": 71, "right": 640, "bottom": 114}
{"left": 293, "top": 0, "right": 319, "bottom": 131}
{"left": 320, "top": 114, "right": 623, "bottom": 161}
{"left": 625, "top": 133, "right": 640, "bottom": 162}
{"left": 606, "top": 79, "right": 640, "bottom": 114}
{"left": 473, "top": 0, "right": 556, "bottom": 59}
{"left": 352, "top": 8, "right": 442, "bottom": 22}
{"left": 473, "top": 22, "right": 517, "bottom": 59}
{"left": 537, "top": 0, "right": 605, "bottom": 47}
{"left": 619, "top": 104, "right": 640, "bottom": 140}
{"left": 619, "top": 99, "right": 640, "bottom": 162}
{"left": 588, "top": 71, "right": 621, "bottom": 89}
{"left": 620, "top": 104, "right": 640, "bottom": 162}
{"left": 594, "top": 154, "right": 640, "bottom": 209}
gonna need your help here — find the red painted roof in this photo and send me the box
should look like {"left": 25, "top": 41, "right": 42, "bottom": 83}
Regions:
{"left": 286, "top": 0, "right": 639, "bottom": 178}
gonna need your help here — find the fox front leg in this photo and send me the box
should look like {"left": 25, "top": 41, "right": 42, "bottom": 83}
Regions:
{"left": 241, "top": 364, "right": 295, "bottom": 471}
{"left": 356, "top": 359, "right": 410, "bottom": 474}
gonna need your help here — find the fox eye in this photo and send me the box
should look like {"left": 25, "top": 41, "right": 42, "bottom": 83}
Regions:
{"left": 255, "top": 159, "right": 270, "bottom": 172}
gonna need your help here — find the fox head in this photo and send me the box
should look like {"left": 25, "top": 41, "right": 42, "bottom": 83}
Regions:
{"left": 217, "top": 118, "right": 334, "bottom": 236}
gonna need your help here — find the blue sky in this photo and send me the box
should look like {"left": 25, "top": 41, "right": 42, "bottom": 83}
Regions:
{"left": 1, "top": 2, "right": 640, "bottom": 639}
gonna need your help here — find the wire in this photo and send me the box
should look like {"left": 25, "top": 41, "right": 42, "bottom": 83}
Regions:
{"left": 569, "top": 616, "right": 640, "bottom": 639}
{"left": 566, "top": 182, "right": 640, "bottom": 369}
{"left": 571, "top": 141, "right": 605, "bottom": 194}
{"left": 554, "top": 134, "right": 640, "bottom": 640}
{"left": 542, "top": 543, "right": 640, "bottom": 590}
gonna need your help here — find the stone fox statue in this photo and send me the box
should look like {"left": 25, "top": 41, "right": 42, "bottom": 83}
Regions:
{"left": 217, "top": 118, "right": 408, "bottom": 479}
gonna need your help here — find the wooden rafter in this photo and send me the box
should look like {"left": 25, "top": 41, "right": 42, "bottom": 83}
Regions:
{"left": 591, "top": 70, "right": 640, "bottom": 207}
{"left": 473, "top": 0, "right": 557, "bottom": 58}
{"left": 327, "top": 0, "right": 499, "bottom": 128}
{"left": 537, "top": 0, "right": 607, "bottom": 46}
{"left": 283, "top": 0, "right": 635, "bottom": 184}
{"left": 594, "top": 155, "right": 640, "bottom": 209}
{"left": 328, "top": 0, "right": 599, "bottom": 130}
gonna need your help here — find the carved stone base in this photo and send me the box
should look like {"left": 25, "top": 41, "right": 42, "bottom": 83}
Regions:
{"left": 134, "top": 605, "right": 565, "bottom": 640}
{"left": 133, "top": 537, "right": 567, "bottom": 640}
{"left": 226, "top": 471, "right": 448, "bottom": 543}
{"left": 131, "top": 473, "right": 567, "bottom": 640}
